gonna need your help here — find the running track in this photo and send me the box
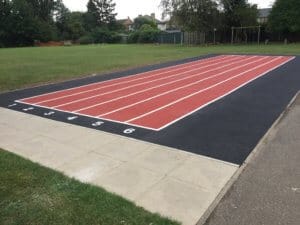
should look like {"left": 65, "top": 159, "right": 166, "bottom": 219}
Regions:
{"left": 18, "top": 55, "right": 294, "bottom": 131}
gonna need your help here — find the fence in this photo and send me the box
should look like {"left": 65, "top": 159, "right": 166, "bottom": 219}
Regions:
{"left": 158, "top": 31, "right": 221, "bottom": 45}
{"left": 157, "top": 28, "right": 300, "bottom": 45}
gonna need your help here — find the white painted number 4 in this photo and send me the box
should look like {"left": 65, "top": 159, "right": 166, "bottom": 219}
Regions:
{"left": 123, "top": 128, "right": 136, "bottom": 134}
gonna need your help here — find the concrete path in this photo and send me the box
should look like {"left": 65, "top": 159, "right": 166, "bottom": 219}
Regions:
{"left": 0, "top": 107, "right": 238, "bottom": 225}
{"left": 204, "top": 94, "right": 300, "bottom": 225}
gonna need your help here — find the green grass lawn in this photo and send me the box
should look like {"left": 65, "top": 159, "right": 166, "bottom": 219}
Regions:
{"left": 0, "top": 43, "right": 299, "bottom": 92}
{"left": 0, "top": 149, "right": 179, "bottom": 225}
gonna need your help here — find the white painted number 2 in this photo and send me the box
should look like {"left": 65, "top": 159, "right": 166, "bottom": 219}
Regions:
{"left": 123, "top": 128, "right": 136, "bottom": 134}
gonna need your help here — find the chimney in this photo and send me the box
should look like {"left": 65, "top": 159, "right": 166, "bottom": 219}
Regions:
{"left": 151, "top": 13, "right": 155, "bottom": 19}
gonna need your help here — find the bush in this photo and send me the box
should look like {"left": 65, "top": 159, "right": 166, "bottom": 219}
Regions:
{"left": 78, "top": 35, "right": 94, "bottom": 45}
{"left": 91, "top": 28, "right": 122, "bottom": 43}
{"left": 128, "top": 32, "right": 139, "bottom": 43}
{"left": 128, "top": 24, "right": 161, "bottom": 43}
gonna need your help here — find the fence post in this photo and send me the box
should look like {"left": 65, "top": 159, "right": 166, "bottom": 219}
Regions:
{"left": 231, "top": 27, "right": 234, "bottom": 44}
{"left": 258, "top": 25, "right": 261, "bottom": 45}
{"left": 181, "top": 32, "right": 183, "bottom": 45}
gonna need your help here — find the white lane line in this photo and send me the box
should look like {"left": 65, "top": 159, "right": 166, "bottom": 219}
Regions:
{"left": 20, "top": 55, "right": 228, "bottom": 102}
{"left": 126, "top": 57, "right": 283, "bottom": 123}
{"left": 156, "top": 56, "right": 295, "bottom": 131}
{"left": 33, "top": 55, "right": 234, "bottom": 105}
{"left": 69, "top": 56, "right": 252, "bottom": 112}
{"left": 49, "top": 56, "right": 242, "bottom": 108}
{"left": 15, "top": 100, "right": 160, "bottom": 131}
{"left": 98, "top": 56, "right": 268, "bottom": 117}
{"left": 16, "top": 56, "right": 295, "bottom": 131}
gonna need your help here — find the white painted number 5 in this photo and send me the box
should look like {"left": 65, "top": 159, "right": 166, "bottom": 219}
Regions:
{"left": 123, "top": 128, "right": 135, "bottom": 134}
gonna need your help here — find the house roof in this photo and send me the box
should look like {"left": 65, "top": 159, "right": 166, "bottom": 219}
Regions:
{"left": 258, "top": 8, "right": 272, "bottom": 18}
{"left": 117, "top": 18, "right": 133, "bottom": 25}
{"left": 142, "top": 15, "right": 161, "bottom": 24}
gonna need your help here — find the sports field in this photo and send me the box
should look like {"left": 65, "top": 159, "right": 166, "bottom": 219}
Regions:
{"left": 1, "top": 44, "right": 300, "bottom": 92}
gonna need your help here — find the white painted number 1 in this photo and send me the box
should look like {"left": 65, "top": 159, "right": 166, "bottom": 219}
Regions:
{"left": 123, "top": 128, "right": 136, "bottom": 134}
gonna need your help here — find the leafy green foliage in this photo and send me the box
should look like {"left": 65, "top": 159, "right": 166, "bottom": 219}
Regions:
{"left": 91, "top": 28, "right": 122, "bottom": 43}
{"left": 0, "top": 0, "right": 121, "bottom": 47}
{"left": 162, "top": 0, "right": 220, "bottom": 32}
{"left": 133, "top": 16, "right": 157, "bottom": 30}
{"left": 269, "top": 0, "right": 300, "bottom": 34}
{"left": 0, "top": 0, "right": 61, "bottom": 47}
{"left": 221, "top": 0, "right": 258, "bottom": 27}
{"left": 161, "top": 0, "right": 258, "bottom": 31}
{"left": 57, "top": 12, "right": 86, "bottom": 41}
{"left": 128, "top": 24, "right": 161, "bottom": 43}
{"left": 78, "top": 35, "right": 95, "bottom": 45}
{"left": 85, "top": 0, "right": 117, "bottom": 31}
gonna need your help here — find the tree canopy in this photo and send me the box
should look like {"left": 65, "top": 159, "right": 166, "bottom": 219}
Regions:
{"left": 220, "top": 0, "right": 258, "bottom": 27}
{"left": 0, "top": 0, "right": 298, "bottom": 47}
{"left": 85, "top": 0, "right": 117, "bottom": 31}
{"left": 161, "top": 0, "right": 258, "bottom": 31}
{"left": 133, "top": 16, "right": 157, "bottom": 30}
{"left": 0, "top": 0, "right": 119, "bottom": 47}
{"left": 269, "top": 0, "right": 300, "bottom": 34}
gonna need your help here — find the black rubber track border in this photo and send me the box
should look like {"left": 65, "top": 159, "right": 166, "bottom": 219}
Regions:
{"left": 0, "top": 54, "right": 299, "bottom": 165}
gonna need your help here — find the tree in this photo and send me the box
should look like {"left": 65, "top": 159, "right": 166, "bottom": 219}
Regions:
{"left": 0, "top": 0, "right": 58, "bottom": 47}
{"left": 161, "top": 0, "right": 220, "bottom": 32}
{"left": 85, "top": 0, "right": 117, "bottom": 31}
{"left": 26, "top": 0, "right": 58, "bottom": 22}
{"left": 133, "top": 16, "right": 157, "bottom": 30}
{"left": 0, "top": 0, "right": 12, "bottom": 46}
{"left": 269, "top": 0, "right": 300, "bottom": 34}
{"left": 55, "top": 0, "right": 70, "bottom": 38}
{"left": 220, "top": 0, "right": 258, "bottom": 27}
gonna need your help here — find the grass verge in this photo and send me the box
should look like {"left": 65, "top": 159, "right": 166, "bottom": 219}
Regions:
{"left": 0, "top": 149, "right": 179, "bottom": 225}
{"left": 0, "top": 43, "right": 299, "bottom": 92}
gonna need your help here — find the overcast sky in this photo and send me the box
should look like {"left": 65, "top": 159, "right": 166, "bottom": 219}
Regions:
{"left": 63, "top": 0, "right": 275, "bottom": 20}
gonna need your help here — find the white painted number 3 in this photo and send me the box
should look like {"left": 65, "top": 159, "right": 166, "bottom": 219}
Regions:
{"left": 123, "top": 128, "right": 135, "bottom": 134}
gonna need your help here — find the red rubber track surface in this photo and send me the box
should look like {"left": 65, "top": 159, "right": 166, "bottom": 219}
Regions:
{"left": 19, "top": 55, "right": 294, "bottom": 130}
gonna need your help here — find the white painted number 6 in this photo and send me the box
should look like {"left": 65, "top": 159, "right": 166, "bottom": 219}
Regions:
{"left": 123, "top": 128, "right": 135, "bottom": 134}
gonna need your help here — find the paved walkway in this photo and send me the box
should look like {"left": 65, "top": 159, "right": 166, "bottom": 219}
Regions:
{"left": 204, "top": 94, "right": 300, "bottom": 225}
{"left": 0, "top": 108, "right": 238, "bottom": 225}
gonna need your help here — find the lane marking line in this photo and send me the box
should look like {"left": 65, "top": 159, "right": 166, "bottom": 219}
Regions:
{"left": 127, "top": 57, "right": 283, "bottom": 123}
{"left": 23, "top": 55, "right": 231, "bottom": 104}
{"left": 156, "top": 56, "right": 295, "bottom": 131}
{"left": 16, "top": 56, "right": 295, "bottom": 131}
{"left": 51, "top": 56, "right": 242, "bottom": 109}
{"left": 98, "top": 56, "right": 268, "bottom": 117}
{"left": 69, "top": 56, "right": 253, "bottom": 113}
{"left": 129, "top": 57, "right": 294, "bottom": 128}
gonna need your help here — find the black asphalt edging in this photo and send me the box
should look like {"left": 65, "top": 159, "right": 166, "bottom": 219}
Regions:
{"left": 0, "top": 54, "right": 299, "bottom": 165}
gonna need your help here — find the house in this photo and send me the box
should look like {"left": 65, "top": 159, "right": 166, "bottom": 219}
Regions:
{"left": 157, "top": 21, "right": 168, "bottom": 31}
{"left": 118, "top": 17, "right": 134, "bottom": 31}
{"left": 257, "top": 8, "right": 272, "bottom": 24}
{"left": 137, "top": 13, "right": 170, "bottom": 31}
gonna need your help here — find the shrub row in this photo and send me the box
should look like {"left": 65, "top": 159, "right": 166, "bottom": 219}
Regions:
{"left": 128, "top": 25, "right": 161, "bottom": 43}
{"left": 79, "top": 28, "right": 122, "bottom": 45}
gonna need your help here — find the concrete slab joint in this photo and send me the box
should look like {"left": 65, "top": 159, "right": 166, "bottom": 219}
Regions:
{"left": 0, "top": 108, "right": 239, "bottom": 225}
